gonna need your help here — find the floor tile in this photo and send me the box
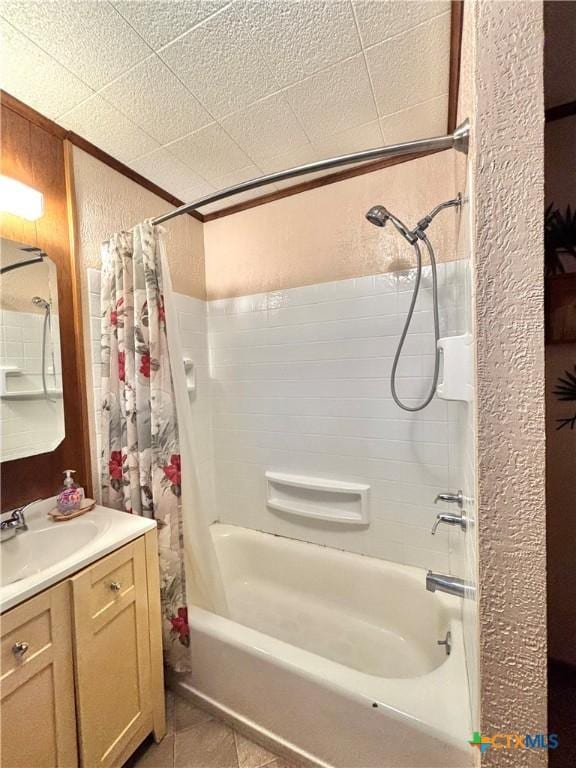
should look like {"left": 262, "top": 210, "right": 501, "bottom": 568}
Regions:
{"left": 128, "top": 734, "right": 175, "bottom": 768}
{"left": 234, "top": 732, "right": 277, "bottom": 768}
{"left": 165, "top": 690, "right": 175, "bottom": 735}
{"left": 174, "top": 719, "right": 238, "bottom": 768}
{"left": 173, "top": 695, "right": 213, "bottom": 732}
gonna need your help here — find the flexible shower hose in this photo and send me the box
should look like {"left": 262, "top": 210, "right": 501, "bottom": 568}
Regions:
{"left": 41, "top": 307, "right": 56, "bottom": 402}
{"left": 390, "top": 234, "right": 440, "bottom": 411}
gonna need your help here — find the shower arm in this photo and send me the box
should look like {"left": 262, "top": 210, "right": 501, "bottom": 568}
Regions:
{"left": 413, "top": 196, "right": 462, "bottom": 238}
{"left": 151, "top": 120, "right": 470, "bottom": 226}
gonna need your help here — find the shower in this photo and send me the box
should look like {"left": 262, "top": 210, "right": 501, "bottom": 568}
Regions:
{"left": 366, "top": 196, "right": 462, "bottom": 411}
{"left": 32, "top": 295, "right": 56, "bottom": 402}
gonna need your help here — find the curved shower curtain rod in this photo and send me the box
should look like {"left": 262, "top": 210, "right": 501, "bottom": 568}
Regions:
{"left": 152, "top": 119, "right": 470, "bottom": 226}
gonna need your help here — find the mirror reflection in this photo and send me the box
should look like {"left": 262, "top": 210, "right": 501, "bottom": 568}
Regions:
{"left": 0, "top": 238, "right": 64, "bottom": 462}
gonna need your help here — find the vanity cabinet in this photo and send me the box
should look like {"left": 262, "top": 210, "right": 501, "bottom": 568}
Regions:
{"left": 0, "top": 530, "right": 165, "bottom": 768}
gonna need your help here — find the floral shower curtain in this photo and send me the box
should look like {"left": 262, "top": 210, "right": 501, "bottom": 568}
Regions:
{"left": 100, "top": 221, "right": 190, "bottom": 671}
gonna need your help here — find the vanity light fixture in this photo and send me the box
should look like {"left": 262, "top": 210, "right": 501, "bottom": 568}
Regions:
{"left": 0, "top": 175, "right": 44, "bottom": 221}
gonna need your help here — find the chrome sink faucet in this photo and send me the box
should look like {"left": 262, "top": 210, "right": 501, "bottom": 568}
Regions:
{"left": 0, "top": 500, "right": 39, "bottom": 543}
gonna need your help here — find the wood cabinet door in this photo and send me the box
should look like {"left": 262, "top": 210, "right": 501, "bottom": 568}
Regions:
{"left": 1, "top": 582, "right": 78, "bottom": 768}
{"left": 71, "top": 538, "right": 152, "bottom": 768}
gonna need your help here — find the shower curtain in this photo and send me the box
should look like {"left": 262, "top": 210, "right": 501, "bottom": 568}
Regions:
{"left": 100, "top": 222, "right": 190, "bottom": 671}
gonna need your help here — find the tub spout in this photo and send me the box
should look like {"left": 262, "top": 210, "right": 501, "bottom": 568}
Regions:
{"left": 426, "top": 571, "right": 476, "bottom": 600}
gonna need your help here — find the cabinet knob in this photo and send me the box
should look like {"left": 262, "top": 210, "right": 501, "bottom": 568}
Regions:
{"left": 12, "top": 641, "right": 29, "bottom": 656}
{"left": 109, "top": 581, "right": 121, "bottom": 592}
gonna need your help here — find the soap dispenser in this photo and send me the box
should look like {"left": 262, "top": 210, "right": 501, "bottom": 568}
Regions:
{"left": 56, "top": 469, "right": 85, "bottom": 514}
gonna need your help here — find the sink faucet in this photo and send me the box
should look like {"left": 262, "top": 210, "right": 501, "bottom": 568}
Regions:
{"left": 426, "top": 570, "right": 476, "bottom": 600}
{"left": 1, "top": 500, "right": 39, "bottom": 543}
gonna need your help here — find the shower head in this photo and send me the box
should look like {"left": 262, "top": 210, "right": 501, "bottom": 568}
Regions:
{"left": 365, "top": 205, "right": 390, "bottom": 228}
{"left": 32, "top": 296, "right": 50, "bottom": 310}
{"left": 365, "top": 205, "right": 418, "bottom": 244}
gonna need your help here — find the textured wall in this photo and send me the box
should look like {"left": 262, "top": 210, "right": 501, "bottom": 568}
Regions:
{"left": 71, "top": 146, "right": 206, "bottom": 299}
{"left": 471, "top": 2, "right": 547, "bottom": 764}
{"left": 203, "top": 151, "right": 459, "bottom": 299}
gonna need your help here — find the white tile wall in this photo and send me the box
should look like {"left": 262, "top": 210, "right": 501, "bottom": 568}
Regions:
{"left": 0, "top": 308, "right": 64, "bottom": 461}
{"left": 86, "top": 261, "right": 471, "bottom": 575}
{"left": 208, "top": 261, "right": 469, "bottom": 571}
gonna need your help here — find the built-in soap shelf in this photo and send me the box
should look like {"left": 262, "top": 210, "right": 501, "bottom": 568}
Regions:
{"left": 0, "top": 365, "right": 63, "bottom": 400}
{"left": 265, "top": 471, "right": 370, "bottom": 525}
{"left": 436, "top": 334, "right": 473, "bottom": 402}
{"left": 183, "top": 357, "right": 196, "bottom": 394}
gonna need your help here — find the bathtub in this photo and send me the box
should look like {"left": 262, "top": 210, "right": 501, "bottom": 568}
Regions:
{"left": 182, "top": 524, "right": 473, "bottom": 768}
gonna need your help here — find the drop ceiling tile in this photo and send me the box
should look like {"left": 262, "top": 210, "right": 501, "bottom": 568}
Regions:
{"left": 379, "top": 94, "right": 448, "bottom": 145}
{"left": 220, "top": 93, "right": 310, "bottom": 163}
{"left": 283, "top": 54, "right": 377, "bottom": 142}
{"left": 257, "top": 144, "right": 322, "bottom": 189}
{"left": 129, "top": 148, "right": 208, "bottom": 196}
{"left": 159, "top": 4, "right": 277, "bottom": 118}
{"left": 166, "top": 123, "right": 251, "bottom": 183}
{"left": 236, "top": 0, "right": 361, "bottom": 88}
{"left": 0, "top": 1, "right": 151, "bottom": 90}
{"left": 313, "top": 120, "right": 383, "bottom": 160}
{"left": 100, "top": 55, "right": 212, "bottom": 144}
{"left": 0, "top": 18, "right": 92, "bottom": 118}
{"left": 60, "top": 94, "right": 160, "bottom": 163}
{"left": 366, "top": 13, "right": 450, "bottom": 117}
{"left": 112, "top": 0, "right": 229, "bottom": 50}
{"left": 353, "top": 0, "right": 450, "bottom": 48}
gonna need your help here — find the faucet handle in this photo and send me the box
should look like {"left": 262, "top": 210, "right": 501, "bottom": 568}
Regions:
{"left": 434, "top": 490, "right": 464, "bottom": 508}
{"left": 431, "top": 511, "right": 467, "bottom": 535}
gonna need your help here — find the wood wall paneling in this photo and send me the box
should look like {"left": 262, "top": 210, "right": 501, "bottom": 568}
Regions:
{"left": 0, "top": 101, "right": 92, "bottom": 510}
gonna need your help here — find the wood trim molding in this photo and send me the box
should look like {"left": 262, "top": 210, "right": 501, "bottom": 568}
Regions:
{"left": 202, "top": 149, "right": 445, "bottom": 222}
{"left": 545, "top": 100, "right": 576, "bottom": 123}
{"left": 447, "top": 0, "right": 464, "bottom": 133}
{"left": 63, "top": 140, "right": 93, "bottom": 498}
{"left": 0, "top": 91, "right": 203, "bottom": 223}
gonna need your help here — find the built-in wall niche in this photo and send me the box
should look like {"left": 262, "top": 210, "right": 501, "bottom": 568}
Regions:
{"left": 0, "top": 237, "right": 65, "bottom": 462}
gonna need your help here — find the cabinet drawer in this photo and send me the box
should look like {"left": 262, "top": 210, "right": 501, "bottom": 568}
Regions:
{"left": 1, "top": 600, "right": 52, "bottom": 685}
{"left": 89, "top": 548, "right": 137, "bottom": 623}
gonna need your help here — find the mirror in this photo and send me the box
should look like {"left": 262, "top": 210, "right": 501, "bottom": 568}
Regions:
{"left": 0, "top": 238, "right": 65, "bottom": 462}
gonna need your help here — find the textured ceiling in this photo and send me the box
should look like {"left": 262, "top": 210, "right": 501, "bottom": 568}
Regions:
{"left": 0, "top": 1, "right": 451, "bottom": 213}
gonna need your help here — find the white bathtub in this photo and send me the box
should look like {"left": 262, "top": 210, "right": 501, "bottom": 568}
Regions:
{"left": 182, "top": 524, "right": 473, "bottom": 768}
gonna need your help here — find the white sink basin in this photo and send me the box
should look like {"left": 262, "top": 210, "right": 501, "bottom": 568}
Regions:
{"left": 0, "top": 498, "right": 156, "bottom": 613}
{"left": 1, "top": 520, "right": 99, "bottom": 587}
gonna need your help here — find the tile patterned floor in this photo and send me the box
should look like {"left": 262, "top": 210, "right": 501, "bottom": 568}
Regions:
{"left": 125, "top": 691, "right": 299, "bottom": 768}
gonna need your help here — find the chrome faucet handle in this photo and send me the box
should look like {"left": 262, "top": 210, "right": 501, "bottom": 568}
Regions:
{"left": 434, "top": 490, "right": 464, "bottom": 508}
{"left": 431, "top": 511, "right": 467, "bottom": 535}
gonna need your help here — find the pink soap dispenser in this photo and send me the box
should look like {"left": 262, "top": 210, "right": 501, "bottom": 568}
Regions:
{"left": 56, "top": 469, "right": 85, "bottom": 514}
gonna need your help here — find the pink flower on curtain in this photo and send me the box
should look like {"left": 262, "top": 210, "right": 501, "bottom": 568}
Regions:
{"left": 109, "top": 450, "right": 124, "bottom": 480}
{"left": 139, "top": 351, "right": 151, "bottom": 378}
{"left": 162, "top": 454, "right": 181, "bottom": 488}
{"left": 118, "top": 350, "right": 126, "bottom": 382}
{"left": 169, "top": 606, "right": 190, "bottom": 646}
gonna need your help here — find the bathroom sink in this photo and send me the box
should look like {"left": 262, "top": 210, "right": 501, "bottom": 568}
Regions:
{"left": 0, "top": 498, "right": 156, "bottom": 612}
{"left": 1, "top": 520, "right": 99, "bottom": 587}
